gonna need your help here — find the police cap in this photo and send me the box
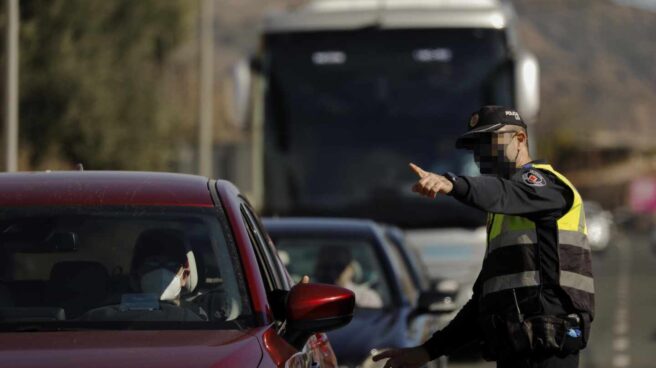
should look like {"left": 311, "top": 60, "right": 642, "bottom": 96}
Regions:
{"left": 456, "top": 106, "right": 527, "bottom": 149}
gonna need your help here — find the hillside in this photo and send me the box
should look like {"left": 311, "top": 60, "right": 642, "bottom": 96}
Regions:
{"left": 511, "top": 0, "right": 656, "bottom": 151}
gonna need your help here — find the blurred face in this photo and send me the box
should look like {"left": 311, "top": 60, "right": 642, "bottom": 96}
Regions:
{"left": 138, "top": 256, "right": 189, "bottom": 302}
{"left": 472, "top": 129, "right": 523, "bottom": 176}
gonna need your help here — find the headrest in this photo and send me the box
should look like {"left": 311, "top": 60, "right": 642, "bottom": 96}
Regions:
{"left": 131, "top": 229, "right": 188, "bottom": 271}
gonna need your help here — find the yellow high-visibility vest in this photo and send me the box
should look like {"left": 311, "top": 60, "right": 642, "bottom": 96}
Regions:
{"left": 481, "top": 164, "right": 594, "bottom": 316}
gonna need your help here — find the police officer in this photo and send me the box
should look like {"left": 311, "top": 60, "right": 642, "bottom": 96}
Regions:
{"left": 373, "top": 106, "right": 594, "bottom": 368}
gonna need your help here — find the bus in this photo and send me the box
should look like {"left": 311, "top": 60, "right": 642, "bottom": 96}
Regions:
{"left": 235, "top": 0, "right": 539, "bottom": 229}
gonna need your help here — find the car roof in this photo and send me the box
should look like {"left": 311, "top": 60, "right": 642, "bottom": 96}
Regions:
{"left": 262, "top": 217, "right": 382, "bottom": 235}
{"left": 0, "top": 171, "right": 214, "bottom": 207}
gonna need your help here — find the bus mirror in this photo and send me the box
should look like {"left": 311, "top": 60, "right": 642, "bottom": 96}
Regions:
{"left": 514, "top": 52, "right": 540, "bottom": 124}
{"left": 225, "top": 58, "right": 252, "bottom": 129}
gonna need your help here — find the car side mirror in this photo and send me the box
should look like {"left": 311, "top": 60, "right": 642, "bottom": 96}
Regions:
{"left": 286, "top": 283, "right": 355, "bottom": 333}
{"left": 514, "top": 51, "right": 540, "bottom": 125}
{"left": 225, "top": 57, "right": 253, "bottom": 129}
{"left": 416, "top": 290, "right": 458, "bottom": 314}
{"left": 415, "top": 279, "right": 460, "bottom": 315}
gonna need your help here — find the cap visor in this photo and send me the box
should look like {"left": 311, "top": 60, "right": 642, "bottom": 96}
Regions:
{"left": 455, "top": 123, "right": 503, "bottom": 149}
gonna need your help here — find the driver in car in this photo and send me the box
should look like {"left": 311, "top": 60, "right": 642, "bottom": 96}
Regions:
{"left": 314, "top": 245, "right": 382, "bottom": 309}
{"left": 82, "top": 228, "right": 205, "bottom": 321}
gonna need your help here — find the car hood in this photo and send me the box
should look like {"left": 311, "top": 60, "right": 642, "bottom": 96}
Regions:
{"left": 0, "top": 329, "right": 263, "bottom": 368}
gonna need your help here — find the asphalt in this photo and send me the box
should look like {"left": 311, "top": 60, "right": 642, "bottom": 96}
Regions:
{"left": 449, "top": 228, "right": 656, "bottom": 368}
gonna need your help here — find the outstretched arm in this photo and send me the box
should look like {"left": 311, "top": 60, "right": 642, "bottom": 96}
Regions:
{"left": 409, "top": 162, "right": 571, "bottom": 219}
{"left": 373, "top": 278, "right": 483, "bottom": 367}
{"left": 452, "top": 173, "right": 569, "bottom": 216}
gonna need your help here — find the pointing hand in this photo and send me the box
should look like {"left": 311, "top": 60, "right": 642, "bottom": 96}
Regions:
{"left": 409, "top": 163, "right": 453, "bottom": 198}
{"left": 372, "top": 346, "right": 431, "bottom": 368}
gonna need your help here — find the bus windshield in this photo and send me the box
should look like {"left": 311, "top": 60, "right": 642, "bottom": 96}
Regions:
{"left": 264, "top": 28, "right": 512, "bottom": 227}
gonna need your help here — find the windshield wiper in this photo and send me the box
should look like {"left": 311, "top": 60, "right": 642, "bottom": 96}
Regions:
{"left": 0, "top": 323, "right": 93, "bottom": 332}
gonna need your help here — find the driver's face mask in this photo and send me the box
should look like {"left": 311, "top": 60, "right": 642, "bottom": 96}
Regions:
{"left": 140, "top": 267, "right": 182, "bottom": 301}
{"left": 473, "top": 132, "right": 518, "bottom": 178}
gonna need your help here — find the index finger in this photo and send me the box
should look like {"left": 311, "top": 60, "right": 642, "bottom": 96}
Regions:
{"left": 409, "top": 163, "right": 428, "bottom": 178}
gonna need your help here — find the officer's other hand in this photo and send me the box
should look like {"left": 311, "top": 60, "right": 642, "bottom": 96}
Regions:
{"left": 409, "top": 163, "right": 453, "bottom": 198}
{"left": 372, "top": 346, "right": 431, "bottom": 368}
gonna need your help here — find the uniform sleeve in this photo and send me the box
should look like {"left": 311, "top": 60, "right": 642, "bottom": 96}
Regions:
{"left": 421, "top": 295, "right": 482, "bottom": 359}
{"left": 450, "top": 168, "right": 572, "bottom": 219}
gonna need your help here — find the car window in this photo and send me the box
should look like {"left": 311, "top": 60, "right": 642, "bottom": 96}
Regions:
{"left": 386, "top": 232, "right": 430, "bottom": 291}
{"left": 264, "top": 236, "right": 293, "bottom": 290}
{"left": 385, "top": 240, "right": 419, "bottom": 305}
{"left": 240, "top": 206, "right": 278, "bottom": 292}
{"left": 241, "top": 205, "right": 290, "bottom": 290}
{"left": 271, "top": 236, "right": 391, "bottom": 309}
{"left": 0, "top": 206, "right": 252, "bottom": 331}
{"left": 408, "top": 245, "right": 431, "bottom": 289}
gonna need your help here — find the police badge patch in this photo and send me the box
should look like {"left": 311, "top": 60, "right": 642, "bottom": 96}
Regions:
{"left": 522, "top": 170, "right": 546, "bottom": 187}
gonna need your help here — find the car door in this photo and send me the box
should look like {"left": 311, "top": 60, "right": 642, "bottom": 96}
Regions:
{"left": 240, "top": 202, "right": 337, "bottom": 368}
{"left": 385, "top": 238, "right": 437, "bottom": 345}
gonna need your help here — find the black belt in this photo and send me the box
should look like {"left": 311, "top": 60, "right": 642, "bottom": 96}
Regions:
{"left": 479, "top": 312, "right": 587, "bottom": 360}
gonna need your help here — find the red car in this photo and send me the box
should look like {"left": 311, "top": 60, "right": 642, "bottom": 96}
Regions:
{"left": 0, "top": 171, "right": 354, "bottom": 368}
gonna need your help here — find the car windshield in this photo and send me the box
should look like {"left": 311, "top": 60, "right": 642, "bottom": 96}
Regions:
{"left": 272, "top": 236, "right": 392, "bottom": 309}
{"left": 0, "top": 206, "right": 253, "bottom": 331}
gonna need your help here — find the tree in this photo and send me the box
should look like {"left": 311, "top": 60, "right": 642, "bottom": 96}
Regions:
{"left": 18, "top": 0, "right": 193, "bottom": 170}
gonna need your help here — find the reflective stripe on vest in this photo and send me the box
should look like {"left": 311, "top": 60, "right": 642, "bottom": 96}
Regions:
{"left": 483, "top": 271, "right": 540, "bottom": 296}
{"left": 481, "top": 164, "right": 594, "bottom": 315}
{"left": 482, "top": 270, "right": 595, "bottom": 295}
{"left": 488, "top": 229, "right": 590, "bottom": 254}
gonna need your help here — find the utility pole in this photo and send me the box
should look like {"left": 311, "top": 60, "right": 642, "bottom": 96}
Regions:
{"left": 198, "top": 0, "right": 214, "bottom": 177}
{"left": 4, "top": 0, "right": 19, "bottom": 172}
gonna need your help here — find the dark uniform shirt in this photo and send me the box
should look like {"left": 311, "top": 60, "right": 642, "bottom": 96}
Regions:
{"left": 422, "top": 160, "right": 575, "bottom": 359}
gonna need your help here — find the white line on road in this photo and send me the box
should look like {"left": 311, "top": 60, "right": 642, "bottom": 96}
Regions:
{"left": 614, "top": 321, "right": 629, "bottom": 335}
{"left": 612, "top": 354, "right": 631, "bottom": 368}
{"left": 611, "top": 238, "right": 632, "bottom": 368}
{"left": 616, "top": 308, "right": 629, "bottom": 319}
{"left": 612, "top": 337, "right": 630, "bottom": 352}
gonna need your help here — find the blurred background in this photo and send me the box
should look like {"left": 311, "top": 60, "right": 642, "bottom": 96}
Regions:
{"left": 1, "top": 0, "right": 655, "bottom": 367}
{"left": 2, "top": 0, "right": 655, "bottom": 210}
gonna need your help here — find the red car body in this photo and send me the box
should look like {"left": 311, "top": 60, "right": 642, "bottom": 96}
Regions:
{"left": 0, "top": 171, "right": 354, "bottom": 368}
